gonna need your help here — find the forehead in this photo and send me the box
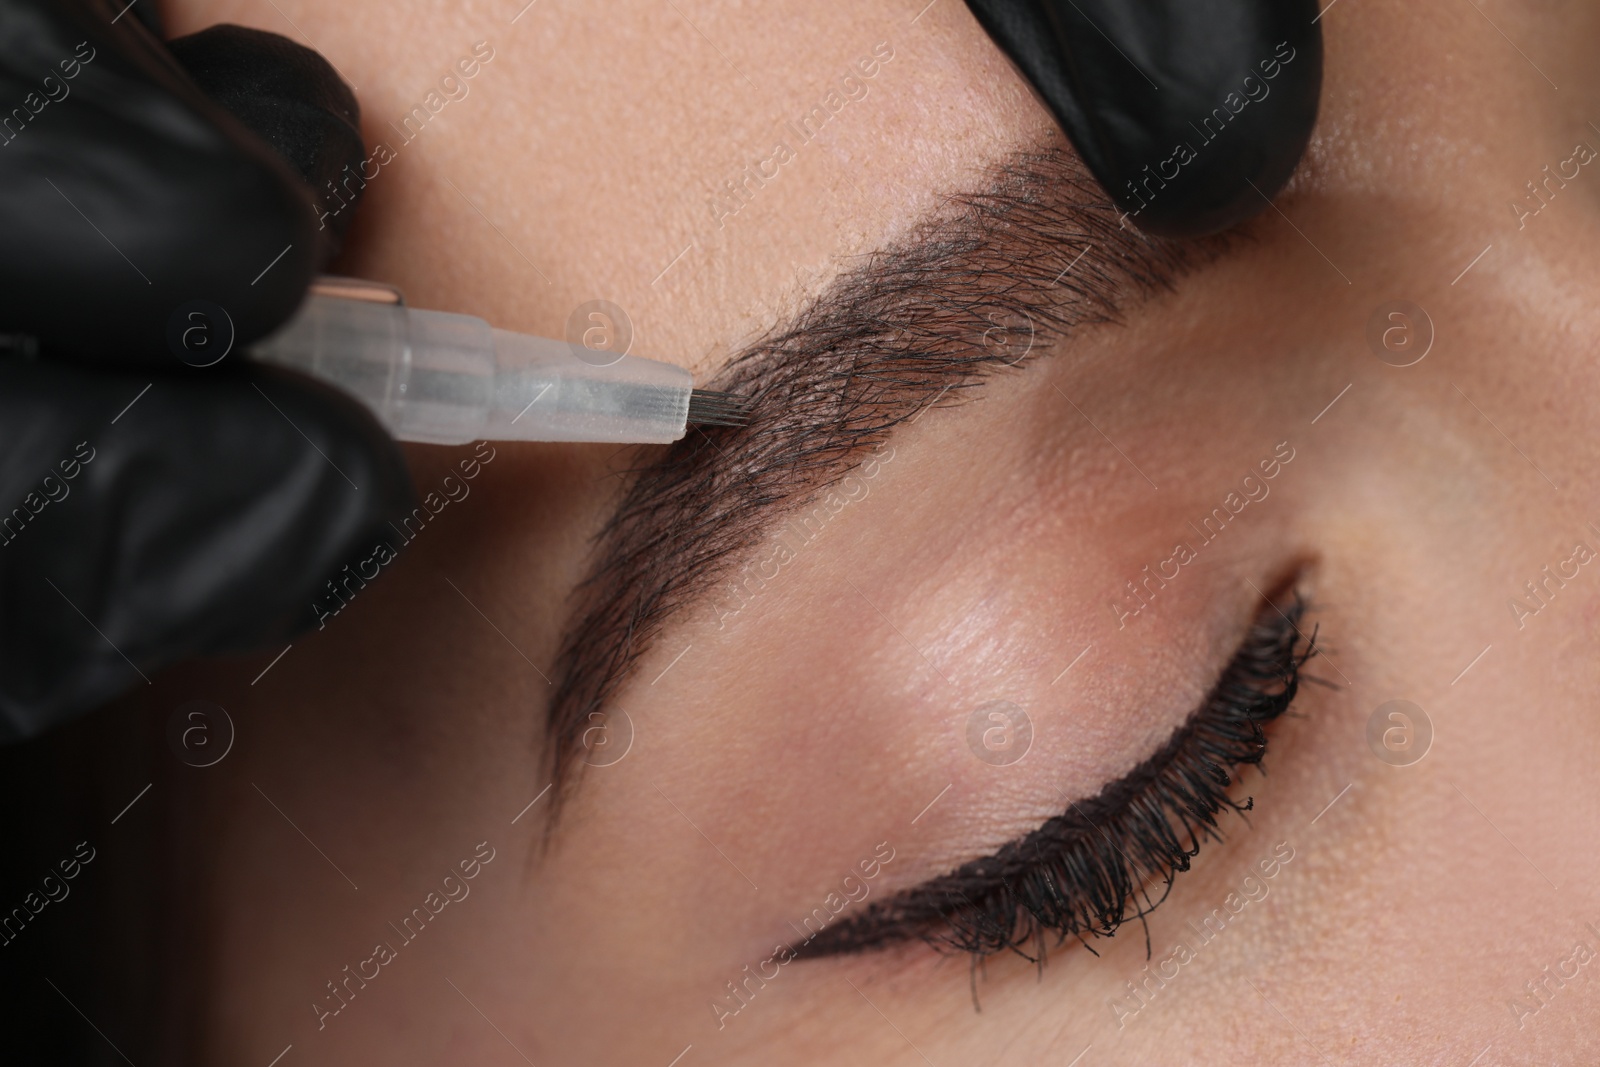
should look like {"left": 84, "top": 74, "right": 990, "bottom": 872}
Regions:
{"left": 326, "top": 2, "right": 1055, "bottom": 375}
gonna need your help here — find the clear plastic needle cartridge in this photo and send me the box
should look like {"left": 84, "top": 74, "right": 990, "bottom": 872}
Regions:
{"left": 249, "top": 278, "right": 746, "bottom": 445}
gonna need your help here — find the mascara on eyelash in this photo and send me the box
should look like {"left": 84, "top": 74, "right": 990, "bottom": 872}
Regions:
{"left": 248, "top": 277, "right": 751, "bottom": 445}
{"left": 796, "top": 596, "right": 1315, "bottom": 966}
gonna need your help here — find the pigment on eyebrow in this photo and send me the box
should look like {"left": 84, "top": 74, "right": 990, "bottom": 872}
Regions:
{"left": 544, "top": 145, "right": 1228, "bottom": 805}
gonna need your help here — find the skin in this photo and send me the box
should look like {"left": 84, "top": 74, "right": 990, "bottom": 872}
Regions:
{"left": 136, "top": 0, "right": 1600, "bottom": 1062}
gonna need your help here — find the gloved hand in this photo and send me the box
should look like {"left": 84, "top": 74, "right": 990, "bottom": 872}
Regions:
{"left": 0, "top": 0, "right": 414, "bottom": 741}
{"left": 965, "top": 0, "right": 1323, "bottom": 238}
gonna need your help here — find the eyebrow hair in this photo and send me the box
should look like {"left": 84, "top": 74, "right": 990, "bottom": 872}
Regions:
{"left": 544, "top": 143, "right": 1227, "bottom": 806}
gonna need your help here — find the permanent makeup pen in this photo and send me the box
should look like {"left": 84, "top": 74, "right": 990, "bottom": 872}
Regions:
{"left": 248, "top": 277, "right": 747, "bottom": 445}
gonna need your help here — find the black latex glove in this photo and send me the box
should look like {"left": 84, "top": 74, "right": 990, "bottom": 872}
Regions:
{"left": 965, "top": 0, "right": 1323, "bottom": 238}
{"left": 0, "top": 0, "right": 414, "bottom": 741}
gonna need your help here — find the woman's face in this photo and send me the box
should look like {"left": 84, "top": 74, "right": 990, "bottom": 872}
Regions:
{"left": 159, "top": 0, "right": 1600, "bottom": 1062}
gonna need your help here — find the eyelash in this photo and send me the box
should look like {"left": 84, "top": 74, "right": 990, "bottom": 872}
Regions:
{"left": 801, "top": 596, "right": 1314, "bottom": 966}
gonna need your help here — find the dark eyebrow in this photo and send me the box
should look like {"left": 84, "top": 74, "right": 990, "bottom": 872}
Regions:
{"left": 544, "top": 143, "right": 1227, "bottom": 805}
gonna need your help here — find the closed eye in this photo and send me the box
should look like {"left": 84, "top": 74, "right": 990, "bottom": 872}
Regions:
{"left": 795, "top": 594, "right": 1315, "bottom": 966}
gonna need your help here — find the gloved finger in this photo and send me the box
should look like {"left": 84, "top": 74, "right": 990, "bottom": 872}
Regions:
{"left": 168, "top": 24, "right": 366, "bottom": 257}
{"left": 0, "top": 0, "right": 322, "bottom": 362}
{"left": 0, "top": 359, "right": 415, "bottom": 742}
{"left": 964, "top": 0, "right": 1322, "bottom": 238}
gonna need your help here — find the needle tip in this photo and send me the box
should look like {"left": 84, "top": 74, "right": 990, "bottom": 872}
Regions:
{"left": 686, "top": 389, "right": 750, "bottom": 428}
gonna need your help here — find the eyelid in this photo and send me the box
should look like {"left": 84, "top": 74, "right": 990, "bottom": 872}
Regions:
{"left": 795, "top": 596, "right": 1315, "bottom": 963}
